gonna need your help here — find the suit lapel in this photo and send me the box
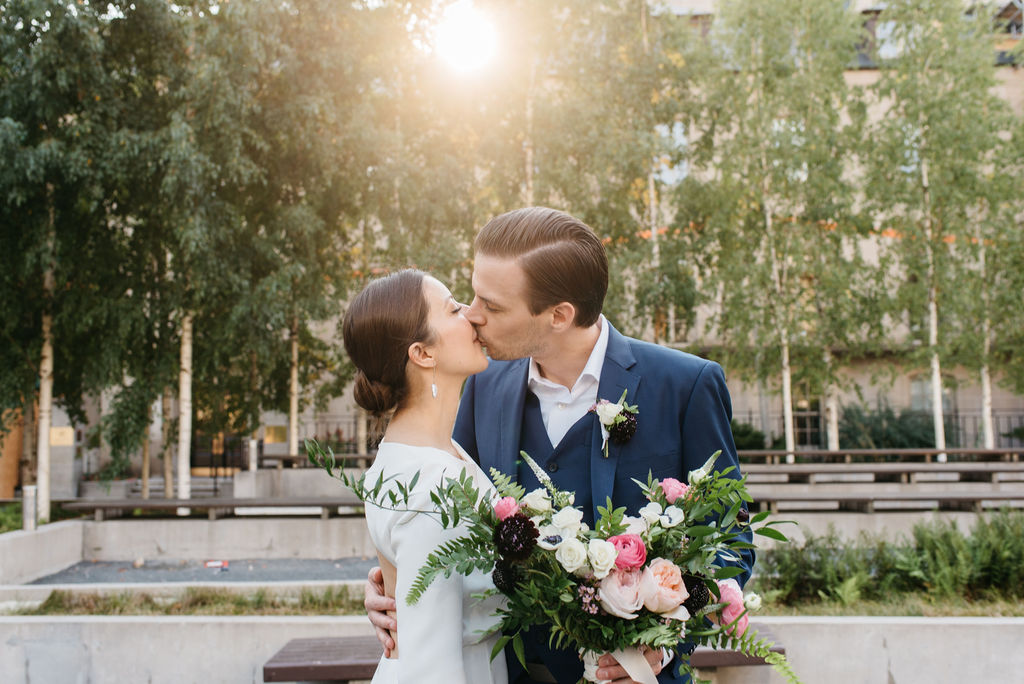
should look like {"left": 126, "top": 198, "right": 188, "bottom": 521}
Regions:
{"left": 590, "top": 323, "right": 640, "bottom": 522}
{"left": 495, "top": 359, "right": 530, "bottom": 480}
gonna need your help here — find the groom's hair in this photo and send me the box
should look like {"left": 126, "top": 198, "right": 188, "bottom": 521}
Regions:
{"left": 474, "top": 207, "right": 608, "bottom": 327}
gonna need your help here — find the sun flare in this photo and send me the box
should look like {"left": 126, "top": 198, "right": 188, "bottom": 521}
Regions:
{"left": 433, "top": 2, "right": 497, "bottom": 73}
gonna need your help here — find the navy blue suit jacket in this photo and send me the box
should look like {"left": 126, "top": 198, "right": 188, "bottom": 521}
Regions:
{"left": 453, "top": 322, "right": 754, "bottom": 683}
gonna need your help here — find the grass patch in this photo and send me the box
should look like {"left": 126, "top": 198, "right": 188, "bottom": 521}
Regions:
{"left": 756, "top": 594, "right": 1024, "bottom": 618}
{"left": 11, "top": 586, "right": 365, "bottom": 616}
{"left": 0, "top": 503, "right": 20, "bottom": 534}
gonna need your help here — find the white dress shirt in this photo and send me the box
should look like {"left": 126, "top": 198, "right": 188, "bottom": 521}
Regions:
{"left": 527, "top": 315, "right": 610, "bottom": 447}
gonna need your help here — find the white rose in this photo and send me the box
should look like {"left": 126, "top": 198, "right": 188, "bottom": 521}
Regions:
{"left": 744, "top": 592, "right": 762, "bottom": 612}
{"left": 639, "top": 501, "right": 663, "bottom": 525}
{"left": 537, "top": 525, "right": 566, "bottom": 551}
{"left": 659, "top": 505, "right": 685, "bottom": 528}
{"left": 587, "top": 539, "right": 618, "bottom": 579}
{"left": 622, "top": 515, "right": 648, "bottom": 536}
{"left": 551, "top": 506, "right": 584, "bottom": 533}
{"left": 595, "top": 401, "right": 622, "bottom": 425}
{"left": 521, "top": 488, "right": 552, "bottom": 513}
{"left": 555, "top": 537, "right": 589, "bottom": 574}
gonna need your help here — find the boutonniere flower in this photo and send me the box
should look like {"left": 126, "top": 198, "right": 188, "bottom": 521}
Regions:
{"left": 589, "top": 388, "right": 639, "bottom": 457}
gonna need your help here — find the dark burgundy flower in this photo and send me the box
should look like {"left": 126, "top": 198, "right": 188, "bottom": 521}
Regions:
{"left": 493, "top": 513, "right": 539, "bottom": 561}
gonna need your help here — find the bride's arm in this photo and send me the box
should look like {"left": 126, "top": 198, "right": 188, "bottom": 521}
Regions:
{"left": 390, "top": 504, "right": 470, "bottom": 684}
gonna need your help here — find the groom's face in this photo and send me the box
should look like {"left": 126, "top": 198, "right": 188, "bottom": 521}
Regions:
{"left": 466, "top": 254, "right": 547, "bottom": 361}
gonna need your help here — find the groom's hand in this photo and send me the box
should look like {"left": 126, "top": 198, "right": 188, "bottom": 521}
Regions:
{"left": 596, "top": 646, "right": 664, "bottom": 684}
{"left": 364, "top": 566, "right": 397, "bottom": 656}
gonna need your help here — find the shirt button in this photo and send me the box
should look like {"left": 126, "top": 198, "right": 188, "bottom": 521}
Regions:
{"left": 557, "top": 403, "right": 566, "bottom": 409}
{"left": 547, "top": 462, "right": 558, "bottom": 473}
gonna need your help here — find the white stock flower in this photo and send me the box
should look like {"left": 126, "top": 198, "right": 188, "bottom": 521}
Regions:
{"left": 521, "top": 488, "right": 552, "bottom": 514}
{"left": 622, "top": 515, "right": 648, "bottom": 536}
{"left": 587, "top": 539, "right": 618, "bottom": 579}
{"left": 744, "top": 592, "right": 762, "bottom": 612}
{"left": 639, "top": 501, "right": 663, "bottom": 525}
{"left": 551, "top": 506, "right": 584, "bottom": 533}
{"left": 688, "top": 452, "right": 720, "bottom": 485}
{"left": 595, "top": 401, "right": 623, "bottom": 425}
{"left": 555, "top": 537, "right": 589, "bottom": 574}
{"left": 659, "top": 505, "right": 685, "bottom": 528}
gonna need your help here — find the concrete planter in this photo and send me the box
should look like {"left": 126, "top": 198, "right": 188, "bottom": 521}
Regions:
{"left": 78, "top": 479, "right": 132, "bottom": 500}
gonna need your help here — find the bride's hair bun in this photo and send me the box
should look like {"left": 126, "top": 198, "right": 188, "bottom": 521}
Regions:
{"left": 343, "top": 269, "right": 436, "bottom": 423}
{"left": 352, "top": 371, "right": 398, "bottom": 416}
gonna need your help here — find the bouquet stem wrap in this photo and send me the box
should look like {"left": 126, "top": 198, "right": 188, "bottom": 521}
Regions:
{"left": 581, "top": 647, "right": 659, "bottom": 684}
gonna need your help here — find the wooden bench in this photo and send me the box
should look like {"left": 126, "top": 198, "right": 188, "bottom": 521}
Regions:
{"left": 744, "top": 461, "right": 1024, "bottom": 484}
{"left": 747, "top": 488, "right": 1024, "bottom": 514}
{"left": 62, "top": 495, "right": 364, "bottom": 521}
{"left": 263, "top": 633, "right": 786, "bottom": 682}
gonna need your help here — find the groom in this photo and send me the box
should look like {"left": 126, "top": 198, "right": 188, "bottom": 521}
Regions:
{"left": 366, "top": 207, "right": 754, "bottom": 683}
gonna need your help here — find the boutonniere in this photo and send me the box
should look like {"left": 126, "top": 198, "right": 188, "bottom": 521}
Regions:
{"left": 589, "top": 388, "right": 639, "bottom": 458}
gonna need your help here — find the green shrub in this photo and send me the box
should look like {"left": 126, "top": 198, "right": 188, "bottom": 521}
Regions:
{"left": 0, "top": 504, "right": 20, "bottom": 534}
{"left": 839, "top": 403, "right": 958, "bottom": 450}
{"left": 731, "top": 420, "right": 767, "bottom": 450}
{"left": 754, "top": 511, "right": 1024, "bottom": 606}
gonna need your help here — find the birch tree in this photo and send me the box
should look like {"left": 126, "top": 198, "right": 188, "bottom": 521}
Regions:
{"left": 866, "top": 0, "right": 1006, "bottom": 458}
{"left": 678, "top": 0, "right": 863, "bottom": 456}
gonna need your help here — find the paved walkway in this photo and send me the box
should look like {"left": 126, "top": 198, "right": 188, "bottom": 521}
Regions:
{"left": 31, "top": 557, "right": 378, "bottom": 584}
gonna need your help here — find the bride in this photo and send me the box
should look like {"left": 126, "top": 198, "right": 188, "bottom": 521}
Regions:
{"left": 342, "top": 269, "right": 507, "bottom": 684}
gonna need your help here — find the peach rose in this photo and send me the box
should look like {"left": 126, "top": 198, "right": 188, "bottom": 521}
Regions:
{"left": 607, "top": 534, "right": 647, "bottom": 570}
{"left": 494, "top": 496, "right": 520, "bottom": 521}
{"left": 659, "top": 477, "right": 689, "bottom": 504}
{"left": 715, "top": 578, "right": 749, "bottom": 636}
{"left": 639, "top": 558, "right": 689, "bottom": 616}
{"left": 598, "top": 568, "right": 644, "bottom": 619}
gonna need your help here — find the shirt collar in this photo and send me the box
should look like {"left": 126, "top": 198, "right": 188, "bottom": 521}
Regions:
{"left": 528, "top": 315, "right": 609, "bottom": 393}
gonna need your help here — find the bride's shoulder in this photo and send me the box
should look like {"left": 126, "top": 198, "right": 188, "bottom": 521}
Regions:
{"left": 369, "top": 442, "right": 462, "bottom": 481}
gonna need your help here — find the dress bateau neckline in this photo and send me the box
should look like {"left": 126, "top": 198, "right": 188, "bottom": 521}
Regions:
{"left": 377, "top": 440, "right": 472, "bottom": 463}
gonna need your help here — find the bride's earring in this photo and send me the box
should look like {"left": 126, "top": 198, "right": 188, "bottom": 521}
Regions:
{"left": 431, "top": 365, "right": 438, "bottom": 399}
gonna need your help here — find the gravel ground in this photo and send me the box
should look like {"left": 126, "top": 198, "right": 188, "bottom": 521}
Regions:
{"left": 30, "top": 557, "right": 378, "bottom": 584}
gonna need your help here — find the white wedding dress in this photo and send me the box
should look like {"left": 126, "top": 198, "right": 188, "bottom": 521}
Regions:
{"left": 364, "top": 441, "right": 508, "bottom": 684}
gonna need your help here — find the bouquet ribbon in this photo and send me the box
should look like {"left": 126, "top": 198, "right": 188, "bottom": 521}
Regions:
{"left": 583, "top": 647, "right": 659, "bottom": 684}
{"left": 610, "top": 647, "right": 659, "bottom": 684}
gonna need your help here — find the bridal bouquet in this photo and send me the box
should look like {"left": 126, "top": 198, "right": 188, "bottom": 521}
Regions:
{"left": 307, "top": 442, "right": 798, "bottom": 684}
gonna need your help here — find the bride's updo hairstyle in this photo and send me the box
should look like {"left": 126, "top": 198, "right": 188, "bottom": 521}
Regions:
{"left": 343, "top": 269, "right": 435, "bottom": 419}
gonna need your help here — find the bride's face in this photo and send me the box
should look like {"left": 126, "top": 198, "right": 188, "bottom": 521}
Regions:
{"left": 421, "top": 276, "right": 489, "bottom": 379}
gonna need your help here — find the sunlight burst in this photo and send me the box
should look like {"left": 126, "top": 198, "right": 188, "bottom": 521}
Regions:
{"left": 433, "top": 2, "right": 497, "bottom": 73}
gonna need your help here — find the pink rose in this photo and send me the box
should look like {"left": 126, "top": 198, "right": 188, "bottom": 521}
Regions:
{"left": 494, "top": 496, "right": 520, "bottom": 521}
{"left": 607, "top": 534, "right": 647, "bottom": 570}
{"left": 660, "top": 478, "right": 689, "bottom": 504}
{"left": 639, "top": 558, "right": 689, "bottom": 615}
{"left": 598, "top": 568, "right": 644, "bottom": 619}
{"left": 715, "top": 579, "right": 749, "bottom": 636}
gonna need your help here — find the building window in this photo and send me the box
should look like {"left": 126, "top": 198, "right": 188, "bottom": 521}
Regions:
{"left": 909, "top": 376, "right": 955, "bottom": 414}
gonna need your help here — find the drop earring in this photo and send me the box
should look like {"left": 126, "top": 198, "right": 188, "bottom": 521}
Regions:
{"left": 431, "top": 365, "right": 438, "bottom": 399}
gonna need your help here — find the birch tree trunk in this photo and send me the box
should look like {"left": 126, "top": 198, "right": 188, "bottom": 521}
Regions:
{"left": 36, "top": 188, "right": 56, "bottom": 523}
{"left": 976, "top": 223, "right": 995, "bottom": 449}
{"left": 161, "top": 389, "right": 173, "bottom": 499}
{"left": 823, "top": 349, "right": 840, "bottom": 451}
{"left": 288, "top": 316, "right": 300, "bottom": 459}
{"left": 176, "top": 314, "right": 193, "bottom": 512}
{"left": 763, "top": 194, "right": 796, "bottom": 460}
{"left": 921, "top": 156, "right": 947, "bottom": 461}
{"left": 523, "top": 61, "right": 535, "bottom": 206}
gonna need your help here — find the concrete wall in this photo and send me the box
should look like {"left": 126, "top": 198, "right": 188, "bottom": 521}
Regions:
{"left": 234, "top": 468, "right": 362, "bottom": 498}
{"left": 2, "top": 615, "right": 1022, "bottom": 684}
{"left": 707, "top": 617, "right": 1024, "bottom": 684}
{"left": 0, "top": 520, "right": 84, "bottom": 584}
{"left": 0, "top": 615, "right": 374, "bottom": 684}
{"left": 82, "top": 518, "right": 376, "bottom": 561}
{"left": 0, "top": 518, "right": 376, "bottom": 584}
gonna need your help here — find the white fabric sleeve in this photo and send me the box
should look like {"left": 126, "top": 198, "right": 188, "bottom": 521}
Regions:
{"left": 390, "top": 503, "right": 470, "bottom": 684}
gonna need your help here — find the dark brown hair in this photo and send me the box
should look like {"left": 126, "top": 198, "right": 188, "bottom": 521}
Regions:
{"left": 342, "top": 269, "right": 434, "bottom": 418}
{"left": 474, "top": 207, "right": 608, "bottom": 327}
